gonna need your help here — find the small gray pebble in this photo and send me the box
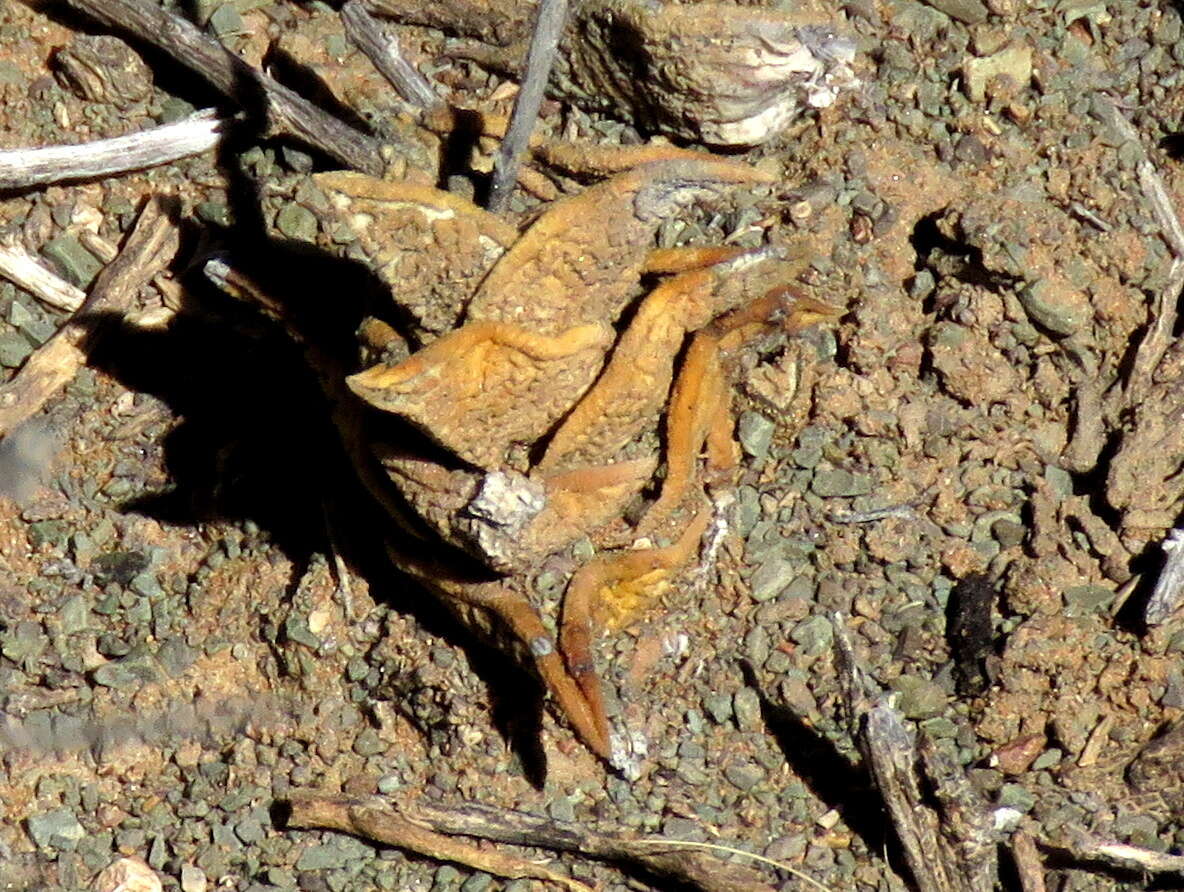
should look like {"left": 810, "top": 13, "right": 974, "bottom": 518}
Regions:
{"left": 26, "top": 807, "right": 85, "bottom": 850}
{"left": 732, "top": 686, "right": 763, "bottom": 732}
{"left": 702, "top": 693, "right": 733, "bottom": 724}
{"left": 810, "top": 468, "right": 873, "bottom": 497}
{"left": 749, "top": 557, "right": 796, "bottom": 603}
{"left": 460, "top": 874, "right": 494, "bottom": 892}
{"left": 790, "top": 615, "right": 833, "bottom": 655}
{"left": 744, "top": 625, "right": 771, "bottom": 666}
{"left": 275, "top": 202, "right": 319, "bottom": 242}
{"left": 737, "top": 411, "right": 776, "bottom": 460}
{"left": 891, "top": 674, "right": 947, "bottom": 719}
{"left": 180, "top": 864, "right": 207, "bottom": 892}
{"left": 0, "top": 331, "right": 32, "bottom": 368}
{"left": 723, "top": 761, "right": 766, "bottom": 792}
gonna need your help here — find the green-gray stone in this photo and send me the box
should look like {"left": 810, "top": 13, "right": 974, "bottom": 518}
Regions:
{"left": 353, "top": 728, "right": 386, "bottom": 757}
{"left": 810, "top": 468, "right": 873, "bottom": 497}
{"left": 790, "top": 615, "right": 833, "bottom": 656}
{"left": 26, "top": 807, "right": 86, "bottom": 850}
{"left": 196, "top": 201, "right": 232, "bottom": 227}
{"left": 208, "top": 3, "right": 244, "bottom": 40}
{"left": 235, "top": 817, "right": 266, "bottom": 844}
{"left": 27, "top": 520, "right": 68, "bottom": 549}
{"left": 891, "top": 675, "right": 947, "bottom": 719}
{"left": 157, "top": 639, "right": 195, "bottom": 677}
{"left": 284, "top": 614, "right": 321, "bottom": 649}
{"left": 92, "top": 647, "right": 163, "bottom": 688}
{"left": 749, "top": 557, "right": 796, "bottom": 602}
{"left": 0, "top": 61, "right": 25, "bottom": 85}
{"left": 41, "top": 235, "right": 103, "bottom": 288}
{"left": 275, "top": 201, "right": 319, "bottom": 242}
{"left": 158, "top": 96, "right": 196, "bottom": 124}
{"left": 997, "top": 783, "right": 1035, "bottom": 812}
{"left": 7, "top": 299, "right": 33, "bottom": 328}
{"left": 0, "top": 331, "right": 32, "bottom": 368}
{"left": 58, "top": 595, "right": 91, "bottom": 634}
{"left": 460, "top": 873, "right": 494, "bottom": 892}
{"left": 2, "top": 621, "right": 47, "bottom": 663}
{"left": 1017, "top": 280, "right": 1085, "bottom": 336}
{"left": 130, "top": 572, "right": 164, "bottom": 598}
{"left": 737, "top": 411, "right": 776, "bottom": 460}
{"left": 377, "top": 774, "right": 402, "bottom": 795}
{"left": 703, "top": 692, "right": 733, "bottom": 724}
{"left": 723, "top": 761, "right": 766, "bottom": 792}
{"left": 296, "top": 836, "right": 372, "bottom": 871}
{"left": 732, "top": 686, "right": 762, "bottom": 731}
{"left": 1063, "top": 584, "right": 1114, "bottom": 615}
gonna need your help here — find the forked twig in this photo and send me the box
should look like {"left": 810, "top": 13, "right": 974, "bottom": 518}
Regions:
{"left": 0, "top": 198, "right": 179, "bottom": 438}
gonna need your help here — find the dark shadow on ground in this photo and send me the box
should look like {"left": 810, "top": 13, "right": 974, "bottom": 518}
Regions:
{"left": 739, "top": 663, "right": 897, "bottom": 871}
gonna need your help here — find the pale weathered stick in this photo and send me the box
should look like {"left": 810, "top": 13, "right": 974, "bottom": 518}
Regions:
{"left": 486, "top": 0, "right": 568, "bottom": 212}
{"left": 341, "top": 0, "right": 443, "bottom": 112}
{"left": 0, "top": 198, "right": 179, "bottom": 438}
{"left": 1049, "top": 835, "right": 1184, "bottom": 875}
{"left": 0, "top": 238, "right": 87, "bottom": 312}
{"left": 61, "top": 0, "right": 385, "bottom": 176}
{"left": 286, "top": 792, "right": 781, "bottom": 892}
{"left": 285, "top": 794, "right": 591, "bottom": 891}
{"left": 1145, "top": 528, "right": 1184, "bottom": 625}
{"left": 0, "top": 109, "right": 224, "bottom": 190}
{"left": 409, "top": 799, "right": 781, "bottom": 892}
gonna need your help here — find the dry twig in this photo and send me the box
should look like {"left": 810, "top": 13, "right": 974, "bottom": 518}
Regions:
{"left": 0, "top": 238, "right": 87, "bottom": 313}
{"left": 833, "top": 614, "right": 997, "bottom": 892}
{"left": 341, "top": 0, "right": 443, "bottom": 112}
{"left": 285, "top": 792, "right": 782, "bottom": 892}
{"left": 60, "top": 0, "right": 385, "bottom": 175}
{"left": 1048, "top": 835, "right": 1184, "bottom": 875}
{"left": 286, "top": 794, "right": 591, "bottom": 891}
{"left": 0, "top": 197, "right": 179, "bottom": 439}
{"left": 487, "top": 0, "right": 568, "bottom": 212}
{"left": 0, "top": 109, "right": 225, "bottom": 190}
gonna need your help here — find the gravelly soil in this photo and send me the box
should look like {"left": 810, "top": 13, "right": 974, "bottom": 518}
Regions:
{"left": 3, "top": 0, "right": 1184, "bottom": 890}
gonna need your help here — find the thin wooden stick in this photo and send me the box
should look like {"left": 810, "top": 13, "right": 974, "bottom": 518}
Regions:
{"left": 486, "top": 0, "right": 568, "bottom": 212}
{"left": 0, "top": 238, "right": 87, "bottom": 313}
{"left": 286, "top": 794, "right": 591, "bottom": 891}
{"left": 286, "top": 792, "right": 781, "bottom": 892}
{"left": 60, "top": 0, "right": 385, "bottom": 175}
{"left": 341, "top": 0, "right": 443, "bottom": 112}
{"left": 0, "top": 197, "right": 179, "bottom": 438}
{"left": 0, "top": 109, "right": 225, "bottom": 190}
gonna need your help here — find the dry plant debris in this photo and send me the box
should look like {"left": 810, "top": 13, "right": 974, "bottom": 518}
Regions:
{"left": 3, "top": 0, "right": 1184, "bottom": 890}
